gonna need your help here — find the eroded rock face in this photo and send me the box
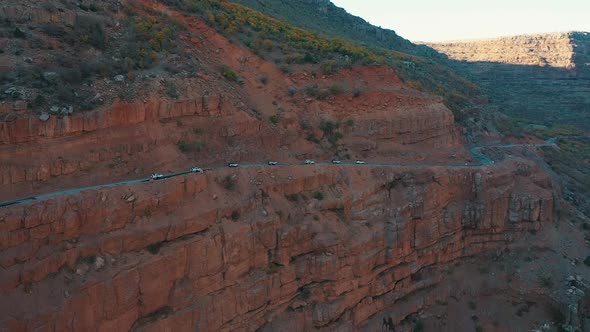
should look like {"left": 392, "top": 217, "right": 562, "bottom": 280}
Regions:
{"left": 0, "top": 160, "right": 555, "bottom": 331}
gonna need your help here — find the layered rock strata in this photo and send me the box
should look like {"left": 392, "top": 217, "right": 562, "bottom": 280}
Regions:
{"left": 0, "top": 160, "right": 555, "bottom": 331}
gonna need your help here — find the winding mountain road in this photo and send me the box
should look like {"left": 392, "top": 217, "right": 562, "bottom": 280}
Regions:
{"left": 0, "top": 139, "right": 557, "bottom": 208}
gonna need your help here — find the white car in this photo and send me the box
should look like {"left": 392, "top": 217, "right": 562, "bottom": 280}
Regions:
{"left": 268, "top": 161, "right": 279, "bottom": 166}
{"left": 355, "top": 160, "right": 366, "bottom": 164}
{"left": 151, "top": 173, "right": 164, "bottom": 179}
{"left": 304, "top": 159, "right": 315, "bottom": 165}
{"left": 228, "top": 163, "right": 239, "bottom": 168}
{"left": 331, "top": 160, "right": 342, "bottom": 164}
{"left": 190, "top": 167, "right": 203, "bottom": 173}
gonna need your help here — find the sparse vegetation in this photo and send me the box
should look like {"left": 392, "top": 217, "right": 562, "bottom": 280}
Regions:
{"left": 177, "top": 0, "right": 480, "bottom": 117}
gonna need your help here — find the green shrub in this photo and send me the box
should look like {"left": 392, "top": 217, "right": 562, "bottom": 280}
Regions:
{"left": 75, "top": 15, "right": 106, "bottom": 49}
{"left": 59, "top": 68, "right": 83, "bottom": 84}
{"left": 165, "top": 81, "right": 179, "bottom": 99}
{"left": 221, "top": 65, "right": 239, "bottom": 82}
{"left": 312, "top": 191, "right": 324, "bottom": 200}
{"left": 40, "top": 24, "right": 65, "bottom": 38}
{"left": 177, "top": 140, "right": 204, "bottom": 153}
{"left": 285, "top": 193, "right": 301, "bottom": 202}
{"left": 177, "top": 140, "right": 190, "bottom": 152}
{"left": 320, "top": 120, "right": 343, "bottom": 145}
{"left": 80, "top": 255, "right": 96, "bottom": 265}
{"left": 539, "top": 275, "right": 553, "bottom": 288}
{"left": 328, "top": 84, "right": 342, "bottom": 95}
{"left": 146, "top": 242, "right": 163, "bottom": 254}
{"left": 306, "top": 133, "right": 320, "bottom": 144}
{"left": 269, "top": 114, "right": 279, "bottom": 124}
{"left": 279, "top": 64, "right": 291, "bottom": 74}
{"left": 304, "top": 85, "right": 320, "bottom": 97}
{"left": 413, "top": 319, "right": 424, "bottom": 332}
{"left": 222, "top": 175, "right": 235, "bottom": 191}
{"left": 320, "top": 60, "right": 337, "bottom": 75}
{"left": 231, "top": 210, "right": 240, "bottom": 221}
{"left": 13, "top": 27, "right": 26, "bottom": 39}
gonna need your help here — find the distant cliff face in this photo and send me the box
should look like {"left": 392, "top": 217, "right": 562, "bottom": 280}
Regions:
{"left": 426, "top": 32, "right": 590, "bottom": 127}
{"left": 426, "top": 32, "right": 576, "bottom": 69}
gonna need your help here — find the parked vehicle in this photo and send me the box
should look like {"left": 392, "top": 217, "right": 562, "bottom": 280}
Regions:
{"left": 268, "top": 161, "right": 279, "bottom": 166}
{"left": 228, "top": 163, "right": 239, "bottom": 168}
{"left": 151, "top": 173, "right": 164, "bottom": 179}
{"left": 304, "top": 159, "right": 315, "bottom": 165}
{"left": 355, "top": 160, "right": 366, "bottom": 164}
{"left": 190, "top": 167, "right": 203, "bottom": 173}
{"left": 331, "top": 160, "right": 342, "bottom": 164}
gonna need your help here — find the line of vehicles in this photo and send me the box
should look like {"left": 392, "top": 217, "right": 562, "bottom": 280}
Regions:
{"left": 150, "top": 159, "right": 366, "bottom": 179}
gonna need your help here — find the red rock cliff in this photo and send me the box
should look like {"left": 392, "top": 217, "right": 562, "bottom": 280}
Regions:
{"left": 0, "top": 160, "right": 555, "bottom": 331}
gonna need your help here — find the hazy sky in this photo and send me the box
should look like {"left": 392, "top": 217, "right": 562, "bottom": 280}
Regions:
{"left": 330, "top": 0, "right": 590, "bottom": 42}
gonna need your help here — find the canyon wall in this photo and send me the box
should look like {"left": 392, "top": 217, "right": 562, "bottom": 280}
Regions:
{"left": 427, "top": 32, "right": 590, "bottom": 126}
{"left": 0, "top": 160, "right": 556, "bottom": 331}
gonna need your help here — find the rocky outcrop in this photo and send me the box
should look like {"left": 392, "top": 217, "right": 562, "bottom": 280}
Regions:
{"left": 0, "top": 160, "right": 556, "bottom": 331}
{"left": 0, "top": 95, "right": 224, "bottom": 146}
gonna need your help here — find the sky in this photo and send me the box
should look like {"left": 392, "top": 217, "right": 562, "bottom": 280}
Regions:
{"left": 330, "top": 0, "right": 590, "bottom": 42}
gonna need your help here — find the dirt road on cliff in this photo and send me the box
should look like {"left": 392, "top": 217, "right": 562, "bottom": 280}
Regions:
{"left": 0, "top": 139, "right": 557, "bottom": 208}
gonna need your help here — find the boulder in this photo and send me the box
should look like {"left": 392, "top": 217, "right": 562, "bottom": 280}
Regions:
{"left": 38, "top": 112, "right": 50, "bottom": 122}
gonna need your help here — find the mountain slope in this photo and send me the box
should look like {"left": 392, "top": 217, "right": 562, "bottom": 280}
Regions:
{"left": 162, "top": 0, "right": 481, "bottom": 124}
{"left": 231, "top": 0, "right": 416, "bottom": 52}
